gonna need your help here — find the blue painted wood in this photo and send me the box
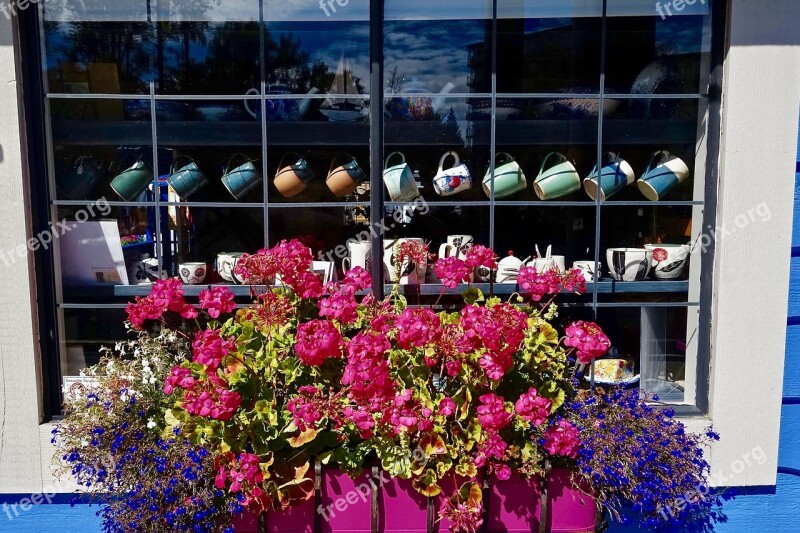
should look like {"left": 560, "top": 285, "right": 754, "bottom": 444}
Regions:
{"left": 0, "top": 503, "right": 102, "bottom": 532}
{"left": 784, "top": 326, "right": 800, "bottom": 396}
{"left": 778, "top": 404, "right": 800, "bottom": 473}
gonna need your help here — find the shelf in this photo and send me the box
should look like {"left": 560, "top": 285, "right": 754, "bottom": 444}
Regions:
{"left": 51, "top": 119, "right": 697, "bottom": 147}
{"left": 61, "top": 280, "right": 689, "bottom": 302}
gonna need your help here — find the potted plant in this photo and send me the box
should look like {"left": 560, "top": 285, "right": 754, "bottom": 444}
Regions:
{"left": 53, "top": 240, "right": 730, "bottom": 533}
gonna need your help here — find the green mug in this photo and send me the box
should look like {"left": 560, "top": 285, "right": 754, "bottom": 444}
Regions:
{"left": 482, "top": 152, "right": 527, "bottom": 199}
{"left": 59, "top": 156, "right": 107, "bottom": 200}
{"left": 533, "top": 152, "right": 581, "bottom": 200}
{"left": 167, "top": 155, "right": 209, "bottom": 199}
{"left": 110, "top": 159, "right": 153, "bottom": 201}
{"left": 221, "top": 154, "right": 262, "bottom": 200}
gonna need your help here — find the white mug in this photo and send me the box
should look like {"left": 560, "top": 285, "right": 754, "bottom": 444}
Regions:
{"left": 342, "top": 240, "right": 372, "bottom": 272}
{"left": 437, "top": 235, "right": 474, "bottom": 260}
{"left": 573, "top": 260, "right": 602, "bottom": 282}
{"left": 217, "top": 252, "right": 246, "bottom": 284}
{"left": 383, "top": 238, "right": 426, "bottom": 284}
{"left": 179, "top": 262, "right": 207, "bottom": 285}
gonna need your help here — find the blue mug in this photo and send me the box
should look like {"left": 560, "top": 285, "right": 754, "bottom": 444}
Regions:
{"left": 583, "top": 152, "right": 636, "bottom": 201}
{"left": 637, "top": 151, "right": 690, "bottom": 202}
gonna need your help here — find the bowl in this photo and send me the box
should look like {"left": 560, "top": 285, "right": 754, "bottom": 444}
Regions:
{"left": 179, "top": 262, "right": 207, "bottom": 285}
{"left": 644, "top": 244, "right": 691, "bottom": 280}
{"left": 606, "top": 248, "right": 652, "bottom": 281}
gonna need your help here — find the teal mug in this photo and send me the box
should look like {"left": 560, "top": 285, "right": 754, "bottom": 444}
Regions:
{"left": 482, "top": 152, "right": 527, "bottom": 199}
{"left": 167, "top": 155, "right": 209, "bottom": 199}
{"left": 382, "top": 151, "right": 419, "bottom": 201}
{"left": 637, "top": 150, "right": 690, "bottom": 202}
{"left": 59, "top": 156, "right": 107, "bottom": 200}
{"left": 583, "top": 152, "right": 636, "bottom": 201}
{"left": 221, "top": 154, "right": 262, "bottom": 200}
{"left": 110, "top": 159, "right": 153, "bottom": 201}
{"left": 533, "top": 152, "right": 581, "bottom": 200}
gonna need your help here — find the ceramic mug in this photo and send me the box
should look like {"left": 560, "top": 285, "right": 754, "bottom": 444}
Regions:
{"left": 341, "top": 240, "right": 372, "bottom": 272}
{"left": 383, "top": 238, "right": 426, "bottom": 284}
{"left": 583, "top": 153, "right": 636, "bottom": 202}
{"left": 167, "top": 156, "right": 209, "bottom": 199}
{"left": 432, "top": 151, "right": 472, "bottom": 196}
{"left": 59, "top": 156, "right": 107, "bottom": 200}
{"left": 534, "top": 255, "right": 566, "bottom": 273}
{"left": 606, "top": 248, "right": 653, "bottom": 282}
{"left": 221, "top": 154, "right": 262, "bottom": 200}
{"left": 327, "top": 154, "right": 367, "bottom": 197}
{"left": 110, "top": 159, "right": 153, "bottom": 201}
{"left": 383, "top": 152, "right": 419, "bottom": 201}
{"left": 274, "top": 153, "right": 315, "bottom": 198}
{"left": 482, "top": 152, "right": 527, "bottom": 199}
{"left": 179, "top": 262, "right": 207, "bottom": 285}
{"left": 438, "top": 235, "right": 474, "bottom": 261}
{"left": 573, "top": 261, "right": 602, "bottom": 282}
{"left": 127, "top": 255, "right": 159, "bottom": 284}
{"left": 644, "top": 243, "right": 691, "bottom": 279}
{"left": 637, "top": 151, "right": 690, "bottom": 202}
{"left": 496, "top": 252, "right": 526, "bottom": 283}
{"left": 534, "top": 152, "right": 581, "bottom": 200}
{"left": 216, "top": 252, "right": 246, "bottom": 284}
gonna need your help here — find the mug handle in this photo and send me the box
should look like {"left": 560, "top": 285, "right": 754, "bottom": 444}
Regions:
{"left": 244, "top": 88, "right": 260, "bottom": 119}
{"left": 438, "top": 243, "right": 455, "bottom": 259}
{"left": 384, "top": 151, "right": 405, "bottom": 170}
{"left": 276, "top": 152, "right": 303, "bottom": 175}
{"left": 495, "top": 152, "right": 514, "bottom": 167}
{"left": 342, "top": 257, "right": 351, "bottom": 271}
{"left": 170, "top": 154, "right": 194, "bottom": 175}
{"left": 642, "top": 150, "right": 670, "bottom": 178}
{"left": 224, "top": 153, "right": 251, "bottom": 175}
{"left": 328, "top": 153, "right": 354, "bottom": 177}
{"left": 438, "top": 151, "right": 460, "bottom": 173}
{"left": 536, "top": 152, "right": 567, "bottom": 181}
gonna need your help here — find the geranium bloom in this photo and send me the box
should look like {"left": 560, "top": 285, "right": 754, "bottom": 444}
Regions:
{"left": 125, "top": 279, "right": 197, "bottom": 327}
{"left": 478, "top": 351, "right": 513, "bottom": 381}
{"left": 434, "top": 256, "right": 473, "bottom": 288}
{"left": 439, "top": 397, "right": 457, "bottom": 416}
{"left": 543, "top": 419, "right": 581, "bottom": 458}
{"left": 461, "top": 303, "right": 527, "bottom": 358}
{"left": 343, "top": 331, "right": 395, "bottom": 408}
{"left": 182, "top": 375, "right": 241, "bottom": 421}
{"left": 343, "top": 406, "right": 376, "bottom": 438}
{"left": 563, "top": 321, "right": 611, "bottom": 364}
{"left": 515, "top": 388, "right": 552, "bottom": 426}
{"left": 476, "top": 393, "right": 513, "bottom": 431}
{"left": 517, "top": 266, "right": 561, "bottom": 302}
{"left": 294, "top": 320, "right": 344, "bottom": 366}
{"left": 244, "top": 292, "right": 294, "bottom": 330}
{"left": 465, "top": 244, "right": 498, "bottom": 270}
{"left": 561, "top": 268, "right": 587, "bottom": 293}
{"left": 216, "top": 453, "right": 264, "bottom": 494}
{"left": 192, "top": 328, "right": 236, "bottom": 371}
{"left": 287, "top": 387, "right": 324, "bottom": 432}
{"left": 343, "top": 266, "right": 372, "bottom": 291}
{"left": 318, "top": 285, "right": 359, "bottom": 324}
{"left": 125, "top": 295, "right": 165, "bottom": 328}
{"left": 163, "top": 367, "right": 195, "bottom": 395}
{"left": 198, "top": 286, "right": 236, "bottom": 319}
{"left": 395, "top": 308, "right": 441, "bottom": 349}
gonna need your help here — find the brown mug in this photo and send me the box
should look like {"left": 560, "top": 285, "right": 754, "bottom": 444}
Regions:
{"left": 326, "top": 154, "right": 366, "bottom": 197}
{"left": 274, "top": 153, "right": 315, "bottom": 198}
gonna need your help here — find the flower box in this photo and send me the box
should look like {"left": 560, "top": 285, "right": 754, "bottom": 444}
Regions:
{"left": 233, "top": 468, "right": 596, "bottom": 533}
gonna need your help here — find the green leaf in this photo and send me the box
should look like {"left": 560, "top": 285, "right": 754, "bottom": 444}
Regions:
{"left": 461, "top": 287, "right": 485, "bottom": 305}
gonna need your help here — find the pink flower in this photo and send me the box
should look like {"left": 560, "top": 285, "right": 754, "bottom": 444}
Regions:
{"left": 494, "top": 464, "right": 512, "bottom": 481}
{"left": 514, "top": 388, "right": 552, "bottom": 426}
{"left": 460, "top": 303, "right": 527, "bottom": 357}
{"left": 480, "top": 432, "right": 508, "bottom": 461}
{"left": 476, "top": 393, "right": 512, "bottom": 432}
{"left": 163, "top": 367, "right": 195, "bottom": 395}
{"left": 199, "top": 286, "right": 236, "bottom": 319}
{"left": 479, "top": 351, "right": 513, "bottom": 381}
{"left": 343, "top": 266, "right": 372, "bottom": 291}
{"left": 318, "top": 285, "right": 359, "bottom": 324}
{"left": 149, "top": 278, "right": 186, "bottom": 312}
{"left": 543, "top": 420, "right": 581, "bottom": 459}
{"left": 125, "top": 278, "right": 197, "bottom": 327}
{"left": 439, "top": 397, "right": 457, "bottom": 416}
{"left": 465, "top": 245, "right": 498, "bottom": 269}
{"left": 294, "top": 320, "right": 344, "bottom": 366}
{"left": 395, "top": 308, "right": 441, "bottom": 349}
{"left": 287, "top": 390, "right": 324, "bottom": 432}
{"left": 343, "top": 331, "right": 395, "bottom": 408}
{"left": 434, "top": 256, "right": 472, "bottom": 288}
{"left": 397, "top": 240, "right": 429, "bottom": 266}
{"left": 344, "top": 406, "right": 376, "bottom": 438}
{"left": 221, "top": 453, "right": 264, "bottom": 494}
{"left": 563, "top": 321, "right": 611, "bottom": 364}
{"left": 292, "top": 270, "right": 325, "bottom": 299}
{"left": 517, "top": 266, "right": 561, "bottom": 302}
{"left": 125, "top": 296, "right": 164, "bottom": 328}
{"left": 192, "top": 328, "right": 236, "bottom": 371}
{"left": 182, "top": 375, "right": 241, "bottom": 421}
{"left": 561, "top": 268, "right": 587, "bottom": 293}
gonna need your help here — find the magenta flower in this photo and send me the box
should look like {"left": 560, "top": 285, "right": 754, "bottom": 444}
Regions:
{"left": 517, "top": 266, "right": 561, "bottom": 302}
{"left": 318, "top": 285, "right": 359, "bottom": 324}
{"left": 465, "top": 244, "right": 498, "bottom": 269}
{"left": 439, "top": 397, "right": 457, "bottom": 416}
{"left": 563, "top": 321, "right": 611, "bottom": 364}
{"left": 434, "top": 256, "right": 472, "bottom": 288}
{"left": 163, "top": 367, "right": 195, "bottom": 395}
{"left": 343, "top": 266, "right": 372, "bottom": 291}
{"left": 514, "top": 388, "right": 552, "bottom": 426}
{"left": 198, "top": 286, "right": 236, "bottom": 319}
{"left": 395, "top": 308, "right": 441, "bottom": 349}
{"left": 192, "top": 328, "right": 236, "bottom": 371}
{"left": 476, "top": 393, "right": 513, "bottom": 432}
{"left": 343, "top": 331, "right": 395, "bottom": 408}
{"left": 294, "top": 319, "right": 344, "bottom": 366}
{"left": 182, "top": 375, "right": 241, "bottom": 421}
{"left": 543, "top": 419, "right": 581, "bottom": 459}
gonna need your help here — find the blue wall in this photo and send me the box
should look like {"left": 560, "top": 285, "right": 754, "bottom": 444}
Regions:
{"left": 3, "top": 138, "right": 800, "bottom": 533}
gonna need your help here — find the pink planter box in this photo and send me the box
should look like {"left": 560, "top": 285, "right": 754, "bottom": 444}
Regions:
{"left": 233, "top": 468, "right": 595, "bottom": 533}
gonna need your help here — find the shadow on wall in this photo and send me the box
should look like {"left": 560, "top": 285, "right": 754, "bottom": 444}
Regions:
{"left": 0, "top": 144, "right": 4, "bottom": 163}
{"left": 0, "top": 12, "right": 12, "bottom": 47}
